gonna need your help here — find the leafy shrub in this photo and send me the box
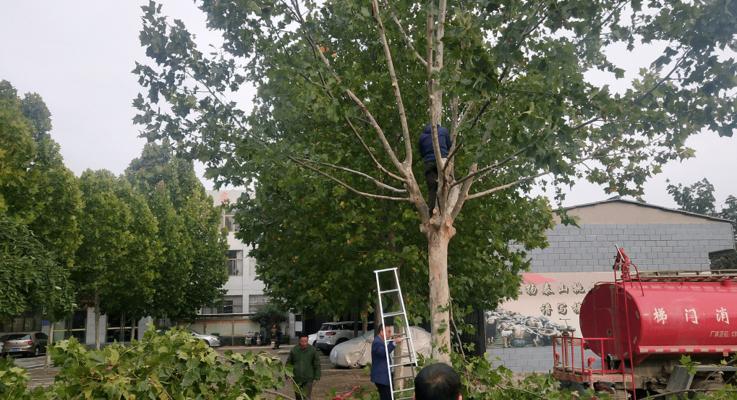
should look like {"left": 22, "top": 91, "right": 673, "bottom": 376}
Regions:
{"left": 0, "top": 327, "right": 289, "bottom": 400}
{"left": 0, "top": 357, "right": 33, "bottom": 400}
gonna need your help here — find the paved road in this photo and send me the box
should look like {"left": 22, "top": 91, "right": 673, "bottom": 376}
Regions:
{"left": 5, "top": 355, "right": 58, "bottom": 388}
{"left": 7, "top": 355, "right": 47, "bottom": 369}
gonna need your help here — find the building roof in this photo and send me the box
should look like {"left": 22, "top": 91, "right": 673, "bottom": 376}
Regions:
{"left": 208, "top": 190, "right": 246, "bottom": 206}
{"left": 565, "top": 196, "right": 733, "bottom": 224}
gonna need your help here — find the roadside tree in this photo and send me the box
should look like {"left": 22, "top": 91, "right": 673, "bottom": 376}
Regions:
{"left": 126, "top": 141, "right": 228, "bottom": 321}
{"left": 75, "top": 170, "right": 158, "bottom": 348}
{"left": 135, "top": 0, "right": 737, "bottom": 361}
{"left": 0, "top": 81, "right": 79, "bottom": 339}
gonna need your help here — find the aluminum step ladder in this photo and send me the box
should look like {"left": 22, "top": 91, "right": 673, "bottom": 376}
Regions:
{"left": 374, "top": 267, "right": 419, "bottom": 400}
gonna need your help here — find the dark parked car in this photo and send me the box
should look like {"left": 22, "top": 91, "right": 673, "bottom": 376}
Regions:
{"left": 1, "top": 332, "right": 48, "bottom": 357}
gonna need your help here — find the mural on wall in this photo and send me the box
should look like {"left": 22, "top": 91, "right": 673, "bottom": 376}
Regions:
{"left": 486, "top": 272, "right": 612, "bottom": 348}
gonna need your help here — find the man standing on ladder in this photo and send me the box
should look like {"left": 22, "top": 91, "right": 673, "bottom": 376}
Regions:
{"left": 371, "top": 323, "right": 402, "bottom": 400}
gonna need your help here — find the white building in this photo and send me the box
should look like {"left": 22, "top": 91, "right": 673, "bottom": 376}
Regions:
{"left": 188, "top": 190, "right": 293, "bottom": 344}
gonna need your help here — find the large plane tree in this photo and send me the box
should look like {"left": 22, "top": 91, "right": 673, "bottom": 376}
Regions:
{"left": 135, "top": 0, "right": 737, "bottom": 361}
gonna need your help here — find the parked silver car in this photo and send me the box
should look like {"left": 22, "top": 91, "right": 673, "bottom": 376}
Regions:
{"left": 329, "top": 326, "right": 431, "bottom": 368}
{"left": 191, "top": 331, "right": 221, "bottom": 347}
{"left": 1, "top": 332, "right": 48, "bottom": 357}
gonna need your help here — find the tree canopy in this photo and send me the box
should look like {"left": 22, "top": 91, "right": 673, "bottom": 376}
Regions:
{"left": 667, "top": 178, "right": 737, "bottom": 244}
{"left": 135, "top": 0, "right": 737, "bottom": 360}
{"left": 0, "top": 215, "right": 75, "bottom": 321}
{"left": 666, "top": 178, "right": 717, "bottom": 215}
{"left": 125, "top": 141, "right": 228, "bottom": 321}
{"left": 0, "top": 80, "right": 79, "bottom": 320}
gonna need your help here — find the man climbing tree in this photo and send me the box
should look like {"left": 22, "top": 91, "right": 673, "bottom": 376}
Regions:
{"left": 419, "top": 124, "right": 452, "bottom": 213}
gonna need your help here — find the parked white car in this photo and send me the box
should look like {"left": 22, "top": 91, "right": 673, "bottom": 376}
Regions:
{"left": 191, "top": 331, "right": 221, "bottom": 347}
{"left": 307, "top": 333, "right": 318, "bottom": 346}
{"left": 315, "top": 321, "right": 372, "bottom": 354}
{"left": 329, "top": 326, "right": 431, "bottom": 368}
{"left": 157, "top": 327, "right": 221, "bottom": 347}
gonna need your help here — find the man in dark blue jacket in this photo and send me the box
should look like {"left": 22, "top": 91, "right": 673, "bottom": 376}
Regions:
{"left": 371, "top": 323, "right": 403, "bottom": 400}
{"left": 418, "top": 124, "right": 452, "bottom": 213}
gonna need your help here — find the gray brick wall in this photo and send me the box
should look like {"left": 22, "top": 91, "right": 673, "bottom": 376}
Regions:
{"left": 488, "top": 347, "right": 553, "bottom": 373}
{"left": 526, "top": 223, "right": 734, "bottom": 273}
{"left": 487, "top": 347, "right": 601, "bottom": 373}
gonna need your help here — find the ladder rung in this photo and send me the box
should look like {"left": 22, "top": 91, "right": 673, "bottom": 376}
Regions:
{"left": 390, "top": 362, "right": 417, "bottom": 369}
{"left": 395, "top": 397, "right": 414, "bottom": 400}
{"left": 374, "top": 267, "right": 397, "bottom": 273}
{"left": 392, "top": 387, "right": 414, "bottom": 393}
{"left": 382, "top": 311, "right": 404, "bottom": 318}
{"left": 379, "top": 288, "right": 400, "bottom": 294}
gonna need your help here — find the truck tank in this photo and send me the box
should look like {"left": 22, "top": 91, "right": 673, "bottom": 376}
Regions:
{"left": 580, "top": 278, "right": 737, "bottom": 367}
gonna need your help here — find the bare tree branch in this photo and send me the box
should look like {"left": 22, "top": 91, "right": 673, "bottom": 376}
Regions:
{"left": 371, "top": 0, "right": 413, "bottom": 165}
{"left": 498, "top": 2, "right": 550, "bottom": 83}
{"left": 293, "top": 156, "right": 407, "bottom": 193}
{"left": 466, "top": 169, "right": 550, "bottom": 201}
{"left": 264, "top": 390, "right": 296, "bottom": 400}
{"left": 436, "top": 0, "right": 447, "bottom": 69}
{"left": 344, "top": 116, "right": 404, "bottom": 181}
{"left": 289, "top": 157, "right": 411, "bottom": 201}
{"left": 286, "top": 0, "right": 407, "bottom": 176}
{"left": 390, "top": 10, "right": 428, "bottom": 68}
{"left": 452, "top": 142, "right": 535, "bottom": 188}
{"left": 450, "top": 163, "right": 476, "bottom": 219}
{"left": 444, "top": 96, "right": 460, "bottom": 175}
{"left": 426, "top": 0, "right": 451, "bottom": 215}
{"left": 342, "top": 89, "right": 406, "bottom": 172}
{"left": 634, "top": 48, "right": 693, "bottom": 104}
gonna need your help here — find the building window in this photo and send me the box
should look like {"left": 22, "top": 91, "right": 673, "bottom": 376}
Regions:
{"left": 227, "top": 250, "right": 243, "bottom": 276}
{"left": 249, "top": 295, "right": 269, "bottom": 313}
{"left": 222, "top": 295, "right": 243, "bottom": 314}
{"left": 200, "top": 295, "right": 243, "bottom": 315}
{"left": 222, "top": 214, "right": 239, "bottom": 233}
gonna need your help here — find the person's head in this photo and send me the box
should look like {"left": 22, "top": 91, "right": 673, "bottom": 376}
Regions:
{"left": 414, "top": 363, "right": 462, "bottom": 400}
{"left": 375, "top": 323, "right": 393, "bottom": 339}
{"left": 422, "top": 124, "right": 449, "bottom": 136}
{"left": 298, "top": 333, "right": 309, "bottom": 349}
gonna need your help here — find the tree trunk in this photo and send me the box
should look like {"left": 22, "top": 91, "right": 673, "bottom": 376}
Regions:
{"left": 94, "top": 292, "right": 101, "bottom": 350}
{"left": 119, "top": 312, "right": 126, "bottom": 343}
{"left": 45, "top": 321, "right": 54, "bottom": 368}
{"left": 361, "top": 309, "right": 368, "bottom": 333}
{"left": 427, "top": 221, "right": 454, "bottom": 364}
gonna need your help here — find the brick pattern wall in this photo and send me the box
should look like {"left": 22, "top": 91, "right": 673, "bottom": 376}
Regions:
{"left": 527, "top": 223, "right": 734, "bottom": 273}
{"left": 491, "top": 222, "right": 734, "bottom": 372}
{"left": 488, "top": 347, "right": 602, "bottom": 373}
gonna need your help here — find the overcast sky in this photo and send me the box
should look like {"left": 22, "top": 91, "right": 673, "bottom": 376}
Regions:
{"left": 1, "top": 1, "right": 735, "bottom": 210}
